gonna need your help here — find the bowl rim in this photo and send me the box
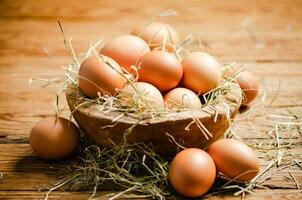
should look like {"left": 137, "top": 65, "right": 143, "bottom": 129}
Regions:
{"left": 66, "top": 82, "right": 242, "bottom": 125}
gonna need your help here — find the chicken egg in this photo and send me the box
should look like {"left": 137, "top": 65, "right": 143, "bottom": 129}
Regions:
{"left": 29, "top": 117, "right": 80, "bottom": 160}
{"left": 164, "top": 87, "right": 201, "bottom": 109}
{"left": 207, "top": 139, "right": 260, "bottom": 182}
{"left": 236, "top": 70, "right": 259, "bottom": 105}
{"left": 100, "top": 35, "right": 150, "bottom": 72}
{"left": 78, "top": 56, "right": 126, "bottom": 98}
{"left": 169, "top": 148, "right": 216, "bottom": 197}
{"left": 132, "top": 21, "right": 179, "bottom": 51}
{"left": 182, "top": 52, "right": 221, "bottom": 94}
{"left": 137, "top": 50, "right": 183, "bottom": 92}
{"left": 120, "top": 82, "right": 164, "bottom": 107}
{"left": 224, "top": 67, "right": 259, "bottom": 105}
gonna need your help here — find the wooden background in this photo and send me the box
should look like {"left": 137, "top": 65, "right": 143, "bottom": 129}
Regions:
{"left": 0, "top": 0, "right": 302, "bottom": 199}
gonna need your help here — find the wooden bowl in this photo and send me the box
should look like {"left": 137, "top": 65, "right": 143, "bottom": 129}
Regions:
{"left": 66, "top": 83, "right": 242, "bottom": 157}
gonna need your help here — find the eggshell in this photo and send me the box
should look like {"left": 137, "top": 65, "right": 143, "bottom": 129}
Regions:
{"left": 121, "top": 82, "right": 164, "bottom": 107}
{"left": 224, "top": 67, "right": 259, "bottom": 105}
{"left": 182, "top": 52, "right": 221, "bottom": 94}
{"left": 100, "top": 35, "right": 150, "bottom": 72}
{"left": 164, "top": 87, "right": 201, "bottom": 109}
{"left": 236, "top": 70, "right": 259, "bottom": 105}
{"left": 207, "top": 139, "right": 260, "bottom": 182}
{"left": 137, "top": 50, "right": 183, "bottom": 92}
{"left": 78, "top": 56, "right": 126, "bottom": 98}
{"left": 132, "top": 21, "right": 179, "bottom": 50}
{"left": 169, "top": 148, "right": 216, "bottom": 197}
{"left": 29, "top": 117, "right": 80, "bottom": 160}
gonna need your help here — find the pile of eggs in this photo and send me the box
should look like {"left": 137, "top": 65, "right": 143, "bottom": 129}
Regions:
{"left": 169, "top": 139, "right": 260, "bottom": 197}
{"left": 28, "top": 21, "right": 261, "bottom": 198}
{"left": 78, "top": 21, "right": 259, "bottom": 108}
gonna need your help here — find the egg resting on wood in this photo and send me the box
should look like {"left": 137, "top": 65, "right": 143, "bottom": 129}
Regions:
{"left": 169, "top": 148, "right": 216, "bottom": 197}
{"left": 207, "top": 138, "right": 260, "bottom": 182}
{"left": 29, "top": 117, "right": 80, "bottom": 160}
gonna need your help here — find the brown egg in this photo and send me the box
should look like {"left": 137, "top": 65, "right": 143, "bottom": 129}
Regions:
{"left": 132, "top": 21, "right": 179, "bottom": 50}
{"left": 29, "top": 117, "right": 80, "bottom": 160}
{"left": 100, "top": 35, "right": 150, "bottom": 72}
{"left": 207, "top": 139, "right": 260, "bottom": 182}
{"left": 164, "top": 87, "right": 201, "bottom": 109}
{"left": 169, "top": 148, "right": 216, "bottom": 197}
{"left": 224, "top": 67, "right": 259, "bottom": 105}
{"left": 121, "top": 82, "right": 164, "bottom": 107}
{"left": 78, "top": 56, "right": 126, "bottom": 98}
{"left": 182, "top": 52, "right": 221, "bottom": 94}
{"left": 236, "top": 70, "right": 259, "bottom": 105}
{"left": 137, "top": 50, "right": 183, "bottom": 92}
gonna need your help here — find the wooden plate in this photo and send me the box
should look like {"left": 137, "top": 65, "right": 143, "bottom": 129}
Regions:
{"left": 66, "top": 83, "right": 242, "bottom": 157}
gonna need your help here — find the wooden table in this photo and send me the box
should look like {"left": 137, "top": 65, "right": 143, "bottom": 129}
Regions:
{"left": 0, "top": 0, "right": 301, "bottom": 199}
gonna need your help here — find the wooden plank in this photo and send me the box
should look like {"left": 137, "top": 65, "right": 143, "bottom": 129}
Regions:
{"left": 0, "top": 0, "right": 301, "bottom": 30}
{"left": 0, "top": 19, "right": 301, "bottom": 61}
{"left": 0, "top": 0, "right": 301, "bottom": 61}
{"left": 0, "top": 94, "right": 302, "bottom": 140}
{"left": 0, "top": 92, "right": 301, "bottom": 140}
{"left": 0, "top": 191, "right": 95, "bottom": 200}
{"left": 1, "top": 57, "right": 302, "bottom": 93}
{"left": 0, "top": 90, "right": 301, "bottom": 139}
{"left": 0, "top": 140, "right": 301, "bottom": 191}
{"left": 0, "top": 190, "right": 302, "bottom": 200}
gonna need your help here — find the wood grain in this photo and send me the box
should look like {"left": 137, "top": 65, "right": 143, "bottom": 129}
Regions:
{"left": 0, "top": 0, "right": 301, "bottom": 199}
{"left": 0, "top": 190, "right": 302, "bottom": 200}
{"left": 0, "top": 20, "right": 301, "bottom": 61}
{"left": 0, "top": 143, "right": 301, "bottom": 190}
